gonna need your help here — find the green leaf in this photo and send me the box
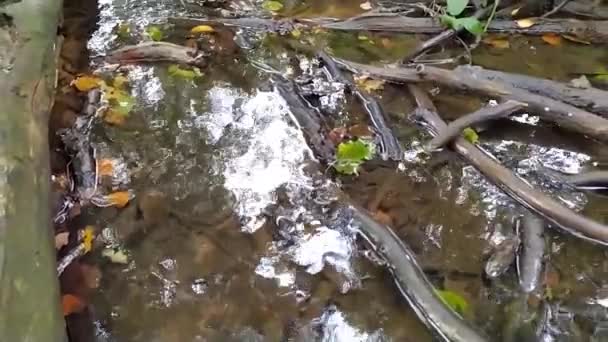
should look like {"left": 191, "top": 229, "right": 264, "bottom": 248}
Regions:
{"left": 168, "top": 64, "right": 203, "bottom": 80}
{"left": 334, "top": 140, "right": 374, "bottom": 175}
{"left": 462, "top": 127, "right": 479, "bottom": 144}
{"left": 437, "top": 290, "right": 469, "bottom": 315}
{"left": 447, "top": 0, "right": 469, "bottom": 16}
{"left": 115, "top": 23, "right": 131, "bottom": 40}
{"left": 262, "top": 0, "right": 284, "bottom": 11}
{"left": 104, "top": 86, "right": 135, "bottom": 116}
{"left": 146, "top": 26, "right": 163, "bottom": 41}
{"left": 460, "top": 17, "right": 484, "bottom": 36}
{"left": 440, "top": 15, "right": 461, "bottom": 30}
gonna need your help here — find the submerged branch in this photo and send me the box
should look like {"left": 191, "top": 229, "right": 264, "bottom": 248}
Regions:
{"left": 407, "top": 84, "right": 608, "bottom": 245}
{"left": 334, "top": 59, "right": 608, "bottom": 143}
{"left": 428, "top": 99, "right": 526, "bottom": 150}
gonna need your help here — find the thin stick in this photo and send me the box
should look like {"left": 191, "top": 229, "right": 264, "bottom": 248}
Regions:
{"left": 541, "top": 0, "right": 572, "bottom": 18}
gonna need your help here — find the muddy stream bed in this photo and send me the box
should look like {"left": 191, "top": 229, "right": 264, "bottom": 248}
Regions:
{"left": 50, "top": 0, "right": 608, "bottom": 340}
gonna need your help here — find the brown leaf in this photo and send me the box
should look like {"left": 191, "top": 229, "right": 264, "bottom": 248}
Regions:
{"left": 98, "top": 159, "right": 114, "bottom": 177}
{"left": 107, "top": 191, "right": 131, "bottom": 208}
{"left": 328, "top": 127, "right": 347, "bottom": 145}
{"left": 62, "top": 294, "right": 87, "bottom": 316}
{"left": 482, "top": 37, "right": 510, "bottom": 49}
{"left": 55, "top": 232, "right": 69, "bottom": 250}
{"left": 541, "top": 34, "right": 562, "bottom": 46}
{"left": 372, "top": 210, "right": 393, "bottom": 226}
{"left": 103, "top": 110, "right": 126, "bottom": 126}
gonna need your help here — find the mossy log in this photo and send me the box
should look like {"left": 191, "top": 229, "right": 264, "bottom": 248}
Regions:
{"left": 0, "top": 0, "right": 66, "bottom": 341}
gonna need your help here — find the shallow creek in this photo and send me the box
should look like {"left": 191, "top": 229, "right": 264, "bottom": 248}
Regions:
{"left": 69, "top": 0, "right": 608, "bottom": 340}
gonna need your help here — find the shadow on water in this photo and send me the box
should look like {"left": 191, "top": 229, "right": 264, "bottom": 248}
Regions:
{"left": 58, "top": 0, "right": 608, "bottom": 340}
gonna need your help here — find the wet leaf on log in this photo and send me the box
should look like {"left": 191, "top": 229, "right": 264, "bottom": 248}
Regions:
{"left": 106, "top": 191, "right": 131, "bottom": 208}
{"left": 191, "top": 25, "right": 215, "bottom": 33}
{"left": 516, "top": 18, "right": 536, "bottom": 28}
{"left": 541, "top": 34, "right": 562, "bottom": 46}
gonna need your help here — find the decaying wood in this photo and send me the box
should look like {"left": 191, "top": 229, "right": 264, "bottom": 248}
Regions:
{"left": 454, "top": 65, "right": 608, "bottom": 117}
{"left": 335, "top": 58, "right": 608, "bottom": 142}
{"left": 105, "top": 42, "right": 207, "bottom": 67}
{"left": 318, "top": 51, "right": 403, "bottom": 160}
{"left": 0, "top": 0, "right": 67, "bottom": 340}
{"left": 407, "top": 84, "right": 608, "bottom": 245}
{"left": 428, "top": 100, "right": 527, "bottom": 150}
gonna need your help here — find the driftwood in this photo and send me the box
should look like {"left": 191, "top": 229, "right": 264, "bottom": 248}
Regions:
{"left": 0, "top": 0, "right": 67, "bottom": 340}
{"left": 428, "top": 100, "right": 527, "bottom": 150}
{"left": 455, "top": 65, "right": 608, "bottom": 117}
{"left": 317, "top": 51, "right": 403, "bottom": 160}
{"left": 169, "top": 15, "right": 608, "bottom": 44}
{"left": 334, "top": 58, "right": 608, "bottom": 143}
{"left": 407, "top": 84, "right": 608, "bottom": 245}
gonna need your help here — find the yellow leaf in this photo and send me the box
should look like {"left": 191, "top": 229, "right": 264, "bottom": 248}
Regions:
{"left": 72, "top": 76, "right": 103, "bottom": 92}
{"left": 82, "top": 226, "right": 95, "bottom": 252}
{"left": 190, "top": 25, "right": 215, "bottom": 33}
{"left": 482, "top": 37, "right": 510, "bottom": 49}
{"left": 98, "top": 159, "right": 114, "bottom": 176}
{"left": 541, "top": 34, "right": 562, "bottom": 46}
{"left": 107, "top": 191, "right": 131, "bottom": 208}
{"left": 511, "top": 7, "right": 521, "bottom": 16}
{"left": 563, "top": 35, "right": 591, "bottom": 45}
{"left": 103, "top": 110, "right": 126, "bottom": 126}
{"left": 354, "top": 75, "right": 384, "bottom": 92}
{"left": 112, "top": 75, "right": 128, "bottom": 89}
{"left": 516, "top": 18, "right": 536, "bottom": 28}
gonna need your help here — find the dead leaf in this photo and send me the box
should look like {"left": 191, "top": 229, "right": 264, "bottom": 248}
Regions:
{"left": 541, "top": 34, "right": 562, "bottom": 46}
{"left": 98, "top": 159, "right": 114, "bottom": 176}
{"left": 55, "top": 232, "right": 69, "bottom": 250}
{"left": 106, "top": 191, "right": 131, "bottom": 208}
{"left": 359, "top": 1, "right": 372, "bottom": 10}
{"left": 563, "top": 35, "right": 591, "bottom": 45}
{"left": 191, "top": 25, "right": 215, "bottom": 33}
{"left": 372, "top": 210, "right": 393, "bottom": 226}
{"left": 79, "top": 264, "right": 102, "bottom": 289}
{"left": 328, "top": 127, "right": 347, "bottom": 145}
{"left": 515, "top": 18, "right": 536, "bottom": 28}
{"left": 482, "top": 37, "right": 510, "bottom": 49}
{"left": 62, "top": 294, "right": 87, "bottom": 316}
{"left": 71, "top": 76, "right": 103, "bottom": 92}
{"left": 354, "top": 75, "right": 384, "bottom": 92}
{"left": 103, "top": 110, "right": 126, "bottom": 126}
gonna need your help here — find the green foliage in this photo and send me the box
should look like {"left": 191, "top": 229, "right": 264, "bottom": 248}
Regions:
{"left": 145, "top": 26, "right": 163, "bottom": 41}
{"left": 462, "top": 127, "right": 479, "bottom": 144}
{"left": 447, "top": 0, "right": 469, "bottom": 16}
{"left": 334, "top": 139, "right": 374, "bottom": 175}
{"left": 262, "top": 0, "right": 284, "bottom": 11}
{"left": 168, "top": 64, "right": 203, "bottom": 80}
{"left": 437, "top": 289, "right": 469, "bottom": 315}
{"left": 440, "top": 15, "right": 484, "bottom": 36}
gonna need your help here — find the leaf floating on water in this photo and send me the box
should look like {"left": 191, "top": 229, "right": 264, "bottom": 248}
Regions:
{"left": 102, "top": 248, "right": 129, "bottom": 264}
{"left": 462, "top": 127, "right": 479, "bottom": 144}
{"left": 482, "top": 37, "right": 510, "bottom": 49}
{"left": 447, "top": 0, "right": 469, "bottom": 16}
{"left": 168, "top": 64, "right": 203, "bottom": 80}
{"left": 98, "top": 159, "right": 114, "bottom": 176}
{"left": 72, "top": 76, "right": 102, "bottom": 92}
{"left": 106, "top": 191, "right": 131, "bottom": 208}
{"left": 62, "top": 294, "right": 87, "bottom": 316}
{"left": 437, "top": 290, "right": 469, "bottom": 315}
{"left": 145, "top": 26, "right": 164, "bottom": 41}
{"left": 262, "top": 0, "right": 284, "bottom": 12}
{"left": 359, "top": 1, "right": 372, "bottom": 10}
{"left": 541, "top": 34, "right": 562, "bottom": 46}
{"left": 190, "top": 25, "right": 215, "bottom": 33}
{"left": 516, "top": 18, "right": 536, "bottom": 28}
{"left": 334, "top": 139, "right": 374, "bottom": 175}
{"left": 562, "top": 35, "right": 591, "bottom": 45}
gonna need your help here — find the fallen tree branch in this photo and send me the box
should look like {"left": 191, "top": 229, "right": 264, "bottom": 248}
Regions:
{"left": 407, "top": 84, "right": 608, "bottom": 245}
{"left": 428, "top": 99, "right": 526, "bottom": 150}
{"left": 169, "top": 15, "right": 608, "bottom": 43}
{"left": 318, "top": 51, "right": 403, "bottom": 160}
{"left": 334, "top": 58, "right": 608, "bottom": 142}
{"left": 454, "top": 65, "right": 608, "bottom": 117}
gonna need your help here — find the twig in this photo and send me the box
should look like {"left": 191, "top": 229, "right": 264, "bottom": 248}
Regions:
{"left": 483, "top": 0, "right": 500, "bottom": 32}
{"left": 541, "top": 0, "right": 571, "bottom": 18}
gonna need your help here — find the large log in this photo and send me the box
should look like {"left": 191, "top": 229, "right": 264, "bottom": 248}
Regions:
{"left": 0, "top": 0, "right": 67, "bottom": 341}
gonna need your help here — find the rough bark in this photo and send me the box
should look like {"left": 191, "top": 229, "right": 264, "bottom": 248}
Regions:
{"left": 0, "top": 0, "right": 67, "bottom": 341}
{"left": 335, "top": 58, "right": 608, "bottom": 142}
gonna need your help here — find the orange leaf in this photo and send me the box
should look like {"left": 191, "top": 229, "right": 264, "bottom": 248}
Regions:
{"left": 62, "top": 294, "right": 86, "bottom": 316}
{"left": 541, "top": 34, "right": 562, "bottom": 46}
{"left": 103, "top": 110, "right": 126, "bottom": 126}
{"left": 482, "top": 37, "right": 510, "bottom": 49}
{"left": 107, "top": 191, "right": 131, "bottom": 208}
{"left": 98, "top": 159, "right": 114, "bottom": 176}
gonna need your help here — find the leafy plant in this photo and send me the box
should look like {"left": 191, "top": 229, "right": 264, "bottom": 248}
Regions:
{"left": 334, "top": 139, "right": 375, "bottom": 175}
{"left": 440, "top": 0, "right": 498, "bottom": 37}
{"left": 145, "top": 26, "right": 163, "bottom": 41}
